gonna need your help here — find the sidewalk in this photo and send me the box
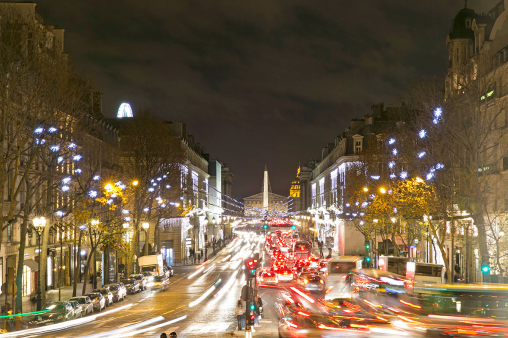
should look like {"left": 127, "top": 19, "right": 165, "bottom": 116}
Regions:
{"left": 0, "top": 280, "right": 103, "bottom": 314}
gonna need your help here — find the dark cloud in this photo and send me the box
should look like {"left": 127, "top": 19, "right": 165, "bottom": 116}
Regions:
{"left": 29, "top": 0, "right": 499, "bottom": 199}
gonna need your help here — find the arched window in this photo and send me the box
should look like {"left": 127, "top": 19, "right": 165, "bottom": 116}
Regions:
{"left": 466, "top": 19, "right": 471, "bottom": 28}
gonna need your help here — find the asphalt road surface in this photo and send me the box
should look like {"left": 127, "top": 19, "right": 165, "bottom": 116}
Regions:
{"left": 32, "top": 237, "right": 275, "bottom": 338}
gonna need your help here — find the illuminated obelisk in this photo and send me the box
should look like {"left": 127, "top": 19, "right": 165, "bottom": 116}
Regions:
{"left": 263, "top": 165, "right": 269, "bottom": 211}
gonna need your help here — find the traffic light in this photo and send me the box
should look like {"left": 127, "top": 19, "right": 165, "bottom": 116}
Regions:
{"left": 249, "top": 302, "right": 256, "bottom": 311}
{"left": 291, "top": 225, "right": 296, "bottom": 230}
{"left": 245, "top": 259, "right": 258, "bottom": 278}
{"left": 481, "top": 254, "right": 490, "bottom": 275}
{"left": 263, "top": 224, "right": 268, "bottom": 229}
{"left": 365, "top": 242, "right": 370, "bottom": 250}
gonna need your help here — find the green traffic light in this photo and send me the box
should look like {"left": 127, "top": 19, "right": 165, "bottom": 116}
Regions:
{"left": 366, "top": 257, "right": 371, "bottom": 262}
{"left": 251, "top": 269, "right": 255, "bottom": 274}
{"left": 481, "top": 265, "right": 490, "bottom": 274}
{"left": 263, "top": 224, "right": 268, "bottom": 229}
{"left": 250, "top": 303, "right": 255, "bottom": 311}
{"left": 365, "top": 244, "right": 370, "bottom": 250}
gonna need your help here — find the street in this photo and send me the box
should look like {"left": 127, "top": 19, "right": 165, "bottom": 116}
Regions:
{"left": 31, "top": 240, "right": 272, "bottom": 338}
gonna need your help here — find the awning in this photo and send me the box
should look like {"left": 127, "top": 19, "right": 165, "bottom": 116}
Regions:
{"left": 24, "top": 259, "right": 38, "bottom": 271}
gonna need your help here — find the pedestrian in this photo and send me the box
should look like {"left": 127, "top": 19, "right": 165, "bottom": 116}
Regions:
{"left": 160, "top": 334, "right": 167, "bottom": 338}
{"left": 14, "top": 310, "right": 22, "bottom": 331}
{"left": 169, "top": 333, "right": 177, "bottom": 338}
{"left": 235, "top": 300, "right": 245, "bottom": 330}
{"left": 198, "top": 253, "right": 201, "bottom": 262}
{"left": 254, "top": 295, "right": 263, "bottom": 326}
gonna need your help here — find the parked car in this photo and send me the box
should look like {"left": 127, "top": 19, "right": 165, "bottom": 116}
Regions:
{"left": 69, "top": 296, "right": 94, "bottom": 315}
{"left": 164, "top": 266, "right": 174, "bottom": 277}
{"left": 104, "top": 283, "right": 126, "bottom": 302}
{"left": 129, "top": 274, "right": 147, "bottom": 290}
{"left": 94, "top": 288, "right": 114, "bottom": 306}
{"left": 83, "top": 292, "right": 106, "bottom": 312}
{"left": 118, "top": 282, "right": 127, "bottom": 298}
{"left": 121, "top": 278, "right": 140, "bottom": 294}
{"left": 32, "top": 302, "right": 74, "bottom": 325}
{"left": 68, "top": 300, "right": 83, "bottom": 318}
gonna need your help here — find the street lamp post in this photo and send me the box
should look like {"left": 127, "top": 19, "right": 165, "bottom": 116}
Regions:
{"left": 33, "top": 217, "right": 47, "bottom": 311}
{"left": 212, "top": 218, "right": 216, "bottom": 255}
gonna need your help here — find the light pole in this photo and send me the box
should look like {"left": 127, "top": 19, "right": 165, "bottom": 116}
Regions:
{"left": 212, "top": 218, "right": 216, "bottom": 255}
{"left": 33, "top": 216, "right": 47, "bottom": 311}
{"left": 142, "top": 222, "right": 149, "bottom": 256}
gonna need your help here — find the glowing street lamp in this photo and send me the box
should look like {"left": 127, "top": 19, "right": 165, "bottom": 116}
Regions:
{"left": 363, "top": 187, "right": 369, "bottom": 192}
{"left": 142, "top": 222, "right": 149, "bottom": 230}
{"left": 132, "top": 180, "right": 139, "bottom": 186}
{"left": 379, "top": 187, "right": 387, "bottom": 194}
{"left": 105, "top": 183, "right": 113, "bottom": 191}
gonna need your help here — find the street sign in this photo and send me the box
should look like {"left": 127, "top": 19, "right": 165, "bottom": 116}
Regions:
{"left": 414, "top": 239, "right": 419, "bottom": 245}
{"left": 241, "top": 285, "right": 253, "bottom": 301}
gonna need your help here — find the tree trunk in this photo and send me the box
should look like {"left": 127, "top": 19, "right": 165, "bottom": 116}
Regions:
{"left": 15, "top": 217, "right": 28, "bottom": 313}
{"left": 81, "top": 251, "right": 94, "bottom": 296}
{"left": 72, "top": 230, "right": 82, "bottom": 297}
{"left": 473, "top": 212, "right": 490, "bottom": 283}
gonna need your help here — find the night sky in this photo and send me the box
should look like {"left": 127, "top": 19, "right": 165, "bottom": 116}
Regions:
{"left": 32, "top": 0, "right": 498, "bottom": 199}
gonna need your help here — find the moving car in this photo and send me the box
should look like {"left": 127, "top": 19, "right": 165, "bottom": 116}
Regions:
{"left": 83, "top": 292, "right": 106, "bottom": 312}
{"left": 121, "top": 278, "right": 140, "bottom": 294}
{"left": 164, "top": 266, "right": 174, "bottom": 277}
{"left": 69, "top": 296, "right": 94, "bottom": 315}
{"left": 94, "top": 288, "right": 114, "bottom": 306}
{"left": 148, "top": 275, "right": 170, "bottom": 292}
{"left": 258, "top": 270, "right": 278, "bottom": 285}
{"left": 68, "top": 300, "right": 83, "bottom": 318}
{"left": 104, "top": 283, "right": 126, "bottom": 302}
{"left": 33, "top": 302, "right": 75, "bottom": 325}
{"left": 130, "top": 274, "right": 147, "bottom": 291}
{"left": 295, "top": 274, "right": 325, "bottom": 292}
{"left": 277, "top": 267, "right": 294, "bottom": 282}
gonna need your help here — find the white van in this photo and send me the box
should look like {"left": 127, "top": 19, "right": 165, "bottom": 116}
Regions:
{"left": 324, "top": 256, "right": 362, "bottom": 300}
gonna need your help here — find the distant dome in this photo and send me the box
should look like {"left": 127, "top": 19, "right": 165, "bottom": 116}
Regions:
{"left": 117, "top": 103, "right": 133, "bottom": 118}
{"left": 449, "top": 7, "right": 476, "bottom": 40}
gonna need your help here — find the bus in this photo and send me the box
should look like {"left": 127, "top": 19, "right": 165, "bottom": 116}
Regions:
{"left": 409, "top": 284, "right": 508, "bottom": 319}
{"left": 378, "top": 256, "right": 443, "bottom": 284}
{"left": 293, "top": 241, "right": 312, "bottom": 260}
{"left": 324, "top": 256, "right": 362, "bottom": 300}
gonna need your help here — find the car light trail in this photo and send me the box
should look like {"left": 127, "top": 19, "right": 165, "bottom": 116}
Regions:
{"left": 221, "top": 254, "right": 231, "bottom": 262}
{"left": 83, "top": 316, "right": 164, "bottom": 338}
{"left": 428, "top": 314, "right": 495, "bottom": 322}
{"left": 399, "top": 299, "right": 421, "bottom": 309}
{"left": 289, "top": 287, "right": 315, "bottom": 304}
{"left": 108, "top": 315, "right": 187, "bottom": 338}
{"left": 203, "top": 263, "right": 216, "bottom": 275}
{"left": 187, "top": 266, "right": 205, "bottom": 279}
{"left": 2, "top": 315, "right": 97, "bottom": 337}
{"left": 189, "top": 279, "right": 221, "bottom": 307}
{"left": 210, "top": 269, "right": 239, "bottom": 303}
{"left": 95, "top": 303, "right": 133, "bottom": 317}
{"left": 195, "top": 259, "right": 210, "bottom": 269}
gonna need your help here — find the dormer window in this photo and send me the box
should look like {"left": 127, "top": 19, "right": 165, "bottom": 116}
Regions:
{"left": 466, "top": 19, "right": 471, "bottom": 27}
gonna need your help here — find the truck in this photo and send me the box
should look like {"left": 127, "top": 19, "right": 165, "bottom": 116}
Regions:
{"left": 138, "top": 254, "right": 164, "bottom": 277}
